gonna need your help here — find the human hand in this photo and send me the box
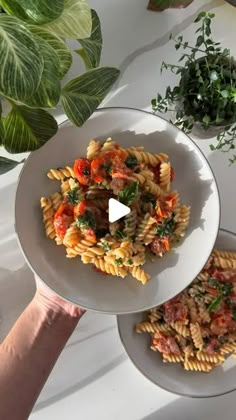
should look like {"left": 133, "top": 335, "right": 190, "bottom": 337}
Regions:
{"left": 34, "top": 276, "right": 86, "bottom": 319}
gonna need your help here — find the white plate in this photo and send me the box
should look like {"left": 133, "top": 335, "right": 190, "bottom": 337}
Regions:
{"left": 15, "top": 107, "right": 220, "bottom": 314}
{"left": 117, "top": 229, "right": 236, "bottom": 397}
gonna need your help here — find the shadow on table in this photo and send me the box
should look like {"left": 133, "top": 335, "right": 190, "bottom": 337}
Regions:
{"left": 141, "top": 390, "right": 236, "bottom": 420}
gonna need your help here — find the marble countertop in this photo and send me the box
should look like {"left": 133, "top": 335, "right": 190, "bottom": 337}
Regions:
{"left": 1, "top": 0, "right": 236, "bottom": 419}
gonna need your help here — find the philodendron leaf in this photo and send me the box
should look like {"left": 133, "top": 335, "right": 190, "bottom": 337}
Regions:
{"left": 0, "top": 156, "right": 24, "bottom": 175}
{"left": 61, "top": 67, "right": 120, "bottom": 126}
{"left": 3, "top": 105, "right": 58, "bottom": 153}
{"left": 42, "top": 0, "right": 92, "bottom": 39}
{"left": 28, "top": 26, "right": 72, "bottom": 79}
{"left": 0, "top": 15, "right": 43, "bottom": 102}
{"left": 76, "top": 9, "right": 102, "bottom": 70}
{"left": 0, "top": 0, "right": 28, "bottom": 21}
{"left": 0, "top": 0, "right": 64, "bottom": 24}
{"left": 26, "top": 36, "right": 61, "bottom": 108}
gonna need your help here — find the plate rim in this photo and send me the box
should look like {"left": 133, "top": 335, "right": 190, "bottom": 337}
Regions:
{"left": 14, "top": 107, "right": 221, "bottom": 314}
{"left": 117, "top": 229, "right": 236, "bottom": 398}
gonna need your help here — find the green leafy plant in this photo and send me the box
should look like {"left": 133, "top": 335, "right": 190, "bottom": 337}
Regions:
{"left": 151, "top": 12, "right": 236, "bottom": 163}
{"left": 0, "top": 1, "right": 120, "bottom": 174}
{"left": 147, "top": 0, "right": 193, "bottom": 11}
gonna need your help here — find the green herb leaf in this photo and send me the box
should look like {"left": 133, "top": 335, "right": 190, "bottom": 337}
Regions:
{"left": 207, "top": 296, "right": 222, "bottom": 312}
{"left": 61, "top": 67, "right": 120, "bottom": 127}
{"left": 116, "top": 230, "right": 126, "bottom": 239}
{"left": 100, "top": 240, "right": 111, "bottom": 253}
{"left": 114, "top": 258, "right": 122, "bottom": 266}
{"left": 0, "top": 156, "right": 24, "bottom": 175}
{"left": 141, "top": 192, "right": 156, "bottom": 207}
{"left": 76, "top": 9, "right": 102, "bottom": 70}
{"left": 76, "top": 211, "right": 96, "bottom": 229}
{"left": 156, "top": 216, "right": 175, "bottom": 238}
{"left": 125, "top": 155, "right": 138, "bottom": 169}
{"left": 3, "top": 105, "right": 58, "bottom": 153}
{"left": 118, "top": 181, "right": 139, "bottom": 206}
{"left": 67, "top": 188, "right": 79, "bottom": 205}
{"left": 126, "top": 258, "right": 133, "bottom": 265}
{"left": 99, "top": 162, "right": 113, "bottom": 174}
{"left": 0, "top": 15, "right": 43, "bottom": 102}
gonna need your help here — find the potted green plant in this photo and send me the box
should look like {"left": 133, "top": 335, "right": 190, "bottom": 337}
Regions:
{"left": 147, "top": 0, "right": 193, "bottom": 11}
{"left": 151, "top": 12, "right": 236, "bottom": 163}
{"left": 0, "top": 1, "right": 120, "bottom": 175}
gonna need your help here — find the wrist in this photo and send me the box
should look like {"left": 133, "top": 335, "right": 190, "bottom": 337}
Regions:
{"left": 33, "top": 289, "right": 85, "bottom": 327}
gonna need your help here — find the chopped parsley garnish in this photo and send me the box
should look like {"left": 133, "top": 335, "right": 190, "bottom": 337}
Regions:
{"left": 156, "top": 216, "right": 176, "bottom": 238}
{"left": 99, "top": 162, "right": 113, "bottom": 174}
{"left": 82, "top": 166, "right": 90, "bottom": 175}
{"left": 118, "top": 181, "right": 139, "bottom": 206}
{"left": 115, "top": 258, "right": 123, "bottom": 266}
{"left": 207, "top": 296, "right": 222, "bottom": 313}
{"left": 125, "top": 156, "right": 138, "bottom": 169}
{"left": 208, "top": 278, "right": 232, "bottom": 296}
{"left": 126, "top": 259, "right": 133, "bottom": 265}
{"left": 116, "top": 230, "right": 126, "bottom": 239}
{"left": 141, "top": 192, "right": 156, "bottom": 207}
{"left": 76, "top": 211, "right": 96, "bottom": 229}
{"left": 67, "top": 187, "right": 80, "bottom": 205}
{"left": 101, "top": 240, "right": 111, "bottom": 253}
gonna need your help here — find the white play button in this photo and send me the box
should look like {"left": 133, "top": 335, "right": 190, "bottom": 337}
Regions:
{"left": 108, "top": 198, "right": 130, "bottom": 223}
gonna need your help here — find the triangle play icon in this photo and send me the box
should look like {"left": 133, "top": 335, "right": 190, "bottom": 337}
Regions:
{"left": 108, "top": 198, "right": 130, "bottom": 223}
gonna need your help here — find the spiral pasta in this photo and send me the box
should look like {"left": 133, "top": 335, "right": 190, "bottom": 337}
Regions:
{"left": 86, "top": 139, "right": 101, "bottom": 159}
{"left": 174, "top": 205, "right": 191, "bottom": 237}
{"left": 170, "top": 322, "right": 190, "bottom": 338}
{"left": 126, "top": 148, "right": 168, "bottom": 166}
{"left": 135, "top": 247, "right": 236, "bottom": 373}
{"left": 47, "top": 166, "right": 75, "bottom": 180}
{"left": 159, "top": 162, "right": 171, "bottom": 192}
{"left": 196, "top": 352, "right": 224, "bottom": 364}
{"left": 41, "top": 138, "right": 189, "bottom": 284}
{"left": 130, "top": 266, "right": 150, "bottom": 284}
{"left": 163, "top": 353, "right": 184, "bottom": 363}
{"left": 184, "top": 359, "right": 213, "bottom": 372}
{"left": 213, "top": 256, "right": 236, "bottom": 269}
{"left": 40, "top": 197, "right": 56, "bottom": 239}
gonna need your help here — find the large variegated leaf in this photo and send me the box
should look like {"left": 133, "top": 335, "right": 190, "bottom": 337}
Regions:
{"left": 0, "top": 0, "right": 64, "bottom": 24}
{"left": 0, "top": 16, "right": 43, "bottom": 101}
{"left": 26, "top": 36, "right": 61, "bottom": 108}
{"left": 0, "top": 0, "right": 28, "bottom": 21}
{"left": 0, "top": 156, "right": 24, "bottom": 175}
{"left": 61, "top": 67, "right": 120, "bottom": 126}
{"left": 3, "top": 105, "right": 58, "bottom": 153}
{"left": 42, "top": 0, "right": 92, "bottom": 39}
{"left": 76, "top": 10, "right": 102, "bottom": 70}
{"left": 28, "top": 26, "right": 72, "bottom": 79}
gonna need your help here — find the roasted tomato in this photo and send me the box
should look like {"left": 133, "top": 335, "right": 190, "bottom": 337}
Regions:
{"left": 152, "top": 334, "right": 180, "bottom": 355}
{"left": 54, "top": 202, "right": 74, "bottom": 238}
{"left": 91, "top": 149, "right": 129, "bottom": 183}
{"left": 164, "top": 301, "right": 188, "bottom": 323}
{"left": 210, "top": 312, "right": 232, "bottom": 335}
{"left": 74, "top": 158, "right": 91, "bottom": 185}
{"left": 91, "top": 151, "right": 115, "bottom": 183}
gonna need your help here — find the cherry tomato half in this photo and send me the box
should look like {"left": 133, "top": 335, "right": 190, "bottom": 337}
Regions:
{"left": 74, "top": 158, "right": 91, "bottom": 185}
{"left": 54, "top": 202, "right": 74, "bottom": 238}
